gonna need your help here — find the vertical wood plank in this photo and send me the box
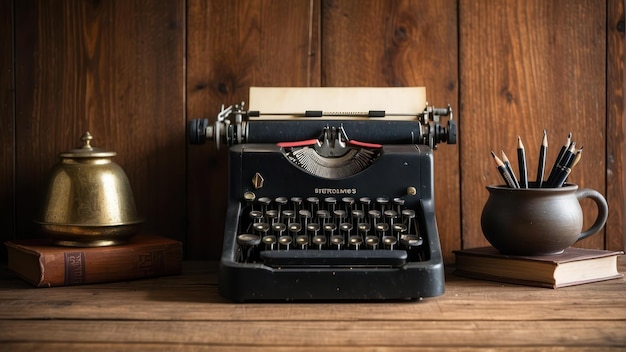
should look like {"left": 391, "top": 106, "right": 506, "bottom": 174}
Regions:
{"left": 0, "top": 0, "right": 15, "bottom": 261}
{"left": 607, "top": 0, "right": 625, "bottom": 251}
{"left": 460, "top": 0, "right": 608, "bottom": 250}
{"left": 321, "top": 0, "right": 460, "bottom": 263}
{"left": 14, "top": 1, "right": 185, "bottom": 243}
{"left": 186, "top": 0, "right": 320, "bottom": 259}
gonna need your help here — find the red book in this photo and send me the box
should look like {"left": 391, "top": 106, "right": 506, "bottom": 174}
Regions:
{"left": 5, "top": 234, "right": 182, "bottom": 287}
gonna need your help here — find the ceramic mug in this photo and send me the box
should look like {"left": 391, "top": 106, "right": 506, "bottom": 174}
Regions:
{"left": 480, "top": 183, "right": 608, "bottom": 255}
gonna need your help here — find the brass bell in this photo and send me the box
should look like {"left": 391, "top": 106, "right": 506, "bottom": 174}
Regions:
{"left": 34, "top": 132, "right": 142, "bottom": 247}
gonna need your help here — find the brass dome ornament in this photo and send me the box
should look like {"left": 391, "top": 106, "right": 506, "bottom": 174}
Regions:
{"left": 35, "top": 131, "right": 143, "bottom": 247}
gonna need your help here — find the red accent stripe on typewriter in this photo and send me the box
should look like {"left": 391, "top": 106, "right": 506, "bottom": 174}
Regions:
{"left": 277, "top": 139, "right": 319, "bottom": 148}
{"left": 349, "top": 140, "right": 382, "bottom": 149}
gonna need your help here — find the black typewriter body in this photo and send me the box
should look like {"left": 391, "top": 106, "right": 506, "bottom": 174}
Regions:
{"left": 189, "top": 87, "right": 456, "bottom": 301}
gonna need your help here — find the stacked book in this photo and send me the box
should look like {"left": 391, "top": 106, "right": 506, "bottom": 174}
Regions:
{"left": 5, "top": 234, "right": 182, "bottom": 287}
{"left": 454, "top": 246, "right": 623, "bottom": 288}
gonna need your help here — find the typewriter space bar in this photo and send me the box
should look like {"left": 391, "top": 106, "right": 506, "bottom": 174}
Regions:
{"left": 260, "top": 250, "right": 407, "bottom": 268}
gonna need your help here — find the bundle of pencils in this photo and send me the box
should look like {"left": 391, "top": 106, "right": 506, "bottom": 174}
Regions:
{"left": 490, "top": 131, "right": 582, "bottom": 188}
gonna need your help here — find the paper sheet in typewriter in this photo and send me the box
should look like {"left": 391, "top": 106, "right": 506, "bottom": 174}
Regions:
{"left": 248, "top": 87, "right": 427, "bottom": 119}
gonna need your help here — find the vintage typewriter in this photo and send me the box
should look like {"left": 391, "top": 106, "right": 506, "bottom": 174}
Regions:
{"left": 189, "top": 87, "right": 456, "bottom": 301}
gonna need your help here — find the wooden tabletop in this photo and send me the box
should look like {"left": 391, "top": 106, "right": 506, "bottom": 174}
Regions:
{"left": 1, "top": 259, "right": 625, "bottom": 351}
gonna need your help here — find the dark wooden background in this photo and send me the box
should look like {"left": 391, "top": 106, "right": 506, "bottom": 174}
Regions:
{"left": 1, "top": 0, "right": 624, "bottom": 264}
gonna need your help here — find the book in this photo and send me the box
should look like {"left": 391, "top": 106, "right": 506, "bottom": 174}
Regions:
{"left": 453, "top": 246, "right": 623, "bottom": 288}
{"left": 5, "top": 233, "right": 183, "bottom": 287}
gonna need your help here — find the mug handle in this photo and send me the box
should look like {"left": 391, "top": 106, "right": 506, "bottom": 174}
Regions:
{"left": 576, "top": 188, "right": 609, "bottom": 241}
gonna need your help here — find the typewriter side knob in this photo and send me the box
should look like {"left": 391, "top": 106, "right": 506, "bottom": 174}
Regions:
{"left": 189, "top": 118, "right": 209, "bottom": 145}
{"left": 422, "top": 104, "right": 456, "bottom": 149}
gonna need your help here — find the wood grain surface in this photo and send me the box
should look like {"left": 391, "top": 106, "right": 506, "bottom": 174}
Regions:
{"left": 460, "top": 0, "right": 612, "bottom": 250}
{"left": 12, "top": 0, "right": 185, "bottom": 244}
{"left": 0, "top": 260, "right": 624, "bottom": 350}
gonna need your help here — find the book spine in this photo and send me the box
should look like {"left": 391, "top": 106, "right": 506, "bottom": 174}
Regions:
{"left": 39, "top": 243, "right": 182, "bottom": 287}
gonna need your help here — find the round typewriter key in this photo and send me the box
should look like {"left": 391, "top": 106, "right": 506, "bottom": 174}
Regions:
{"left": 272, "top": 222, "right": 286, "bottom": 236}
{"left": 324, "top": 197, "right": 337, "bottom": 212}
{"left": 291, "top": 197, "right": 303, "bottom": 213}
{"left": 339, "top": 222, "right": 353, "bottom": 232}
{"left": 253, "top": 222, "right": 270, "bottom": 234}
{"left": 295, "top": 235, "right": 309, "bottom": 248}
{"left": 357, "top": 222, "right": 371, "bottom": 235}
{"left": 349, "top": 236, "right": 363, "bottom": 250}
{"left": 237, "top": 233, "right": 261, "bottom": 247}
{"left": 382, "top": 236, "right": 397, "bottom": 250}
{"left": 278, "top": 235, "right": 292, "bottom": 249}
{"left": 400, "top": 234, "right": 423, "bottom": 248}
{"left": 351, "top": 209, "right": 364, "bottom": 219}
{"left": 258, "top": 197, "right": 271, "bottom": 213}
{"left": 375, "top": 222, "right": 389, "bottom": 235}
{"left": 288, "top": 222, "right": 302, "bottom": 234}
{"left": 306, "top": 197, "right": 319, "bottom": 213}
{"left": 365, "top": 235, "right": 379, "bottom": 249}
{"left": 368, "top": 210, "right": 381, "bottom": 225}
{"left": 393, "top": 223, "right": 407, "bottom": 235}
{"left": 243, "top": 191, "right": 256, "bottom": 204}
{"left": 249, "top": 210, "right": 263, "bottom": 221}
{"left": 376, "top": 197, "right": 390, "bottom": 212}
{"left": 312, "top": 235, "right": 326, "bottom": 249}
{"left": 323, "top": 222, "right": 337, "bottom": 235}
{"left": 359, "top": 197, "right": 372, "bottom": 213}
{"left": 262, "top": 235, "right": 277, "bottom": 250}
{"left": 330, "top": 235, "right": 344, "bottom": 249}
{"left": 384, "top": 209, "right": 398, "bottom": 219}
{"left": 282, "top": 209, "right": 296, "bottom": 220}
{"left": 307, "top": 222, "right": 320, "bottom": 235}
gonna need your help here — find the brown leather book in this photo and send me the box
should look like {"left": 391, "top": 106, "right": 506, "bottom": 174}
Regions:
{"left": 454, "top": 246, "right": 623, "bottom": 288}
{"left": 5, "top": 234, "right": 183, "bottom": 287}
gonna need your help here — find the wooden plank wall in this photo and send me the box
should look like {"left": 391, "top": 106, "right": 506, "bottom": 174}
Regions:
{"left": 10, "top": 0, "right": 186, "bottom": 256}
{"left": 1, "top": 0, "right": 623, "bottom": 264}
{"left": 1, "top": 0, "right": 15, "bottom": 256}
{"left": 460, "top": 0, "right": 618, "bottom": 252}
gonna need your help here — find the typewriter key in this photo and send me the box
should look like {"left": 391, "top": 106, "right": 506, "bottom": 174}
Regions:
{"left": 312, "top": 235, "right": 326, "bottom": 249}
{"left": 262, "top": 235, "right": 277, "bottom": 250}
{"left": 349, "top": 236, "right": 363, "bottom": 250}
{"left": 295, "top": 235, "right": 309, "bottom": 249}
{"left": 357, "top": 222, "right": 371, "bottom": 236}
{"left": 253, "top": 222, "right": 270, "bottom": 234}
{"left": 330, "top": 235, "right": 344, "bottom": 249}
{"left": 324, "top": 197, "right": 337, "bottom": 213}
{"left": 382, "top": 236, "right": 397, "bottom": 250}
{"left": 400, "top": 234, "right": 422, "bottom": 248}
{"left": 365, "top": 235, "right": 379, "bottom": 249}
{"left": 237, "top": 233, "right": 261, "bottom": 246}
{"left": 393, "top": 223, "right": 408, "bottom": 238}
{"left": 278, "top": 235, "right": 292, "bottom": 250}
{"left": 359, "top": 197, "right": 372, "bottom": 213}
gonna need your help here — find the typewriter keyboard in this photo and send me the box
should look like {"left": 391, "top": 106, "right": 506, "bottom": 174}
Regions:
{"left": 235, "top": 195, "right": 427, "bottom": 267}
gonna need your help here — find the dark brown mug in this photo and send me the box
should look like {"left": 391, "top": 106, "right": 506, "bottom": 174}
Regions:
{"left": 480, "top": 183, "right": 608, "bottom": 255}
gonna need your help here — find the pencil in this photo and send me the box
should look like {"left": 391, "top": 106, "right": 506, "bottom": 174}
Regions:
{"left": 535, "top": 130, "right": 547, "bottom": 188}
{"left": 491, "top": 151, "right": 516, "bottom": 188}
{"left": 546, "top": 132, "right": 571, "bottom": 187}
{"left": 547, "top": 142, "right": 576, "bottom": 188}
{"left": 517, "top": 136, "right": 528, "bottom": 188}
{"left": 501, "top": 150, "right": 520, "bottom": 188}
{"left": 552, "top": 166, "right": 572, "bottom": 188}
{"left": 560, "top": 146, "right": 583, "bottom": 186}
